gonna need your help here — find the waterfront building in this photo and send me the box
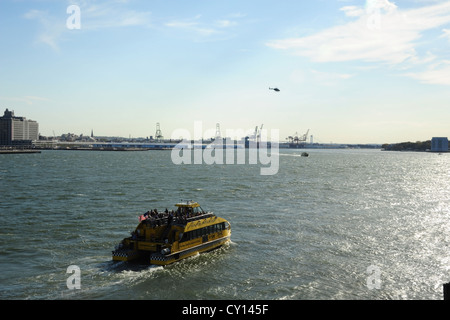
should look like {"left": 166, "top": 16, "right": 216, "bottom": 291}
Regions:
{"left": 431, "top": 137, "right": 449, "bottom": 152}
{"left": 0, "top": 109, "right": 39, "bottom": 146}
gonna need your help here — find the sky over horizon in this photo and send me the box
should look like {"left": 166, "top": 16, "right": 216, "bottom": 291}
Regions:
{"left": 1, "top": 0, "right": 450, "bottom": 144}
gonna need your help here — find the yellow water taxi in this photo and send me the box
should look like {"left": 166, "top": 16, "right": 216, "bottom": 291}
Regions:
{"left": 112, "top": 201, "right": 231, "bottom": 266}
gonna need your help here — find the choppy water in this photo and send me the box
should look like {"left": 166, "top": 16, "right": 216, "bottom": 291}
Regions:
{"left": 1, "top": 149, "right": 450, "bottom": 300}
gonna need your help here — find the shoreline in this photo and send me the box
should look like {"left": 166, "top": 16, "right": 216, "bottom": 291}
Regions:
{"left": 0, "top": 149, "right": 41, "bottom": 154}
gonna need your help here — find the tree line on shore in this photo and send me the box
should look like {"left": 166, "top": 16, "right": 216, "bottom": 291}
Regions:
{"left": 381, "top": 140, "right": 431, "bottom": 152}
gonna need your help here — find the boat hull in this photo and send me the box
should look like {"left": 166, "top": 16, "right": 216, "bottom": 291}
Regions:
{"left": 150, "top": 235, "right": 231, "bottom": 266}
{"left": 112, "top": 248, "right": 140, "bottom": 262}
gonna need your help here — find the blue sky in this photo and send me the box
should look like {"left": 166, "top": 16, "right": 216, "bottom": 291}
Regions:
{"left": 1, "top": 0, "right": 450, "bottom": 143}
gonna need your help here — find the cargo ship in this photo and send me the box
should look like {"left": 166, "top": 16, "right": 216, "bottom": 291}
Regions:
{"left": 112, "top": 201, "right": 231, "bottom": 266}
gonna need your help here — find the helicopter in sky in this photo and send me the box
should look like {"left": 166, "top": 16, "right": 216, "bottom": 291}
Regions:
{"left": 269, "top": 87, "right": 280, "bottom": 92}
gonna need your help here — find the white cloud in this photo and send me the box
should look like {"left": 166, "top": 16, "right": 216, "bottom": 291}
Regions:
{"left": 74, "top": 0, "right": 152, "bottom": 29}
{"left": 266, "top": 1, "right": 450, "bottom": 65}
{"left": 164, "top": 13, "right": 241, "bottom": 40}
{"left": 165, "top": 16, "right": 217, "bottom": 37}
{"left": 406, "top": 50, "right": 437, "bottom": 66}
{"left": 340, "top": 6, "right": 365, "bottom": 17}
{"left": 25, "top": 1, "right": 244, "bottom": 49}
{"left": 441, "top": 28, "right": 450, "bottom": 40}
{"left": 365, "top": 0, "right": 397, "bottom": 14}
{"left": 405, "top": 60, "right": 450, "bottom": 85}
{"left": 24, "top": 9, "right": 66, "bottom": 51}
{"left": 215, "top": 19, "right": 238, "bottom": 28}
{"left": 311, "top": 69, "right": 354, "bottom": 82}
{"left": 228, "top": 12, "right": 246, "bottom": 19}
{"left": 24, "top": 1, "right": 152, "bottom": 51}
{"left": 290, "top": 69, "right": 354, "bottom": 86}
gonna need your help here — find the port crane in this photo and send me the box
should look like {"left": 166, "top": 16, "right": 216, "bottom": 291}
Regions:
{"left": 155, "top": 123, "right": 164, "bottom": 142}
{"left": 252, "top": 124, "right": 264, "bottom": 143}
{"left": 287, "top": 129, "right": 309, "bottom": 146}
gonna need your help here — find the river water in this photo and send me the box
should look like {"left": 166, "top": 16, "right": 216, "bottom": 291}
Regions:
{"left": 1, "top": 149, "right": 449, "bottom": 300}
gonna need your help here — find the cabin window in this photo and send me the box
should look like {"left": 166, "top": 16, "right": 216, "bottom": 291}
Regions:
{"left": 180, "top": 222, "right": 227, "bottom": 243}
